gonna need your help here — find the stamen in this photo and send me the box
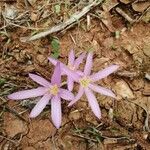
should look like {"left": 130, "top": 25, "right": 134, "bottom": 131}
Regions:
{"left": 48, "top": 84, "right": 59, "bottom": 95}
{"left": 79, "top": 77, "right": 91, "bottom": 88}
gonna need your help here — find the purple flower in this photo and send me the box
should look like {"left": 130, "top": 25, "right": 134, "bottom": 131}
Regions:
{"left": 68, "top": 52, "right": 119, "bottom": 119}
{"left": 48, "top": 50, "right": 86, "bottom": 91}
{"left": 8, "top": 63, "right": 74, "bottom": 129}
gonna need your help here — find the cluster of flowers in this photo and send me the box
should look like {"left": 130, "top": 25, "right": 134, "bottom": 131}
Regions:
{"left": 8, "top": 50, "right": 119, "bottom": 129}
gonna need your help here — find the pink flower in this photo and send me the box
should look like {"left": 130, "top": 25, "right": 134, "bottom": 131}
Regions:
{"left": 68, "top": 52, "right": 119, "bottom": 119}
{"left": 8, "top": 63, "right": 74, "bottom": 129}
{"left": 48, "top": 50, "right": 86, "bottom": 91}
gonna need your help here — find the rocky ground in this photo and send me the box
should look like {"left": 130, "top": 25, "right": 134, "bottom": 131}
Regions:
{"left": 0, "top": 0, "right": 150, "bottom": 149}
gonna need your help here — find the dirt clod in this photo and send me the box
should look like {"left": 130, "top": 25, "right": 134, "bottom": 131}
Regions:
{"left": 27, "top": 119, "right": 56, "bottom": 144}
{"left": 4, "top": 118, "right": 28, "bottom": 137}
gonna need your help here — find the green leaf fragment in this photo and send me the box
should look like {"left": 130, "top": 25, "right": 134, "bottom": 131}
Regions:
{"left": 0, "top": 79, "right": 6, "bottom": 86}
{"left": 51, "top": 38, "right": 60, "bottom": 59}
{"left": 54, "top": 4, "right": 61, "bottom": 14}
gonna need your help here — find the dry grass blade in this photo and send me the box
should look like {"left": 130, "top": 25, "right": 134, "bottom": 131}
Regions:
{"left": 20, "top": 0, "right": 103, "bottom": 42}
{"left": 0, "top": 104, "right": 28, "bottom": 122}
{"left": 0, "top": 135, "right": 18, "bottom": 145}
{"left": 73, "top": 133, "right": 98, "bottom": 142}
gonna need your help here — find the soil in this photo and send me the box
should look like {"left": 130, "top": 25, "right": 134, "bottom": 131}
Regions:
{"left": 0, "top": 0, "right": 150, "bottom": 150}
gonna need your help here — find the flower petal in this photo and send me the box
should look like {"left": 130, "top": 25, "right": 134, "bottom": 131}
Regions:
{"left": 60, "top": 88, "right": 74, "bottom": 101}
{"left": 85, "top": 88, "right": 101, "bottom": 119}
{"left": 48, "top": 57, "right": 64, "bottom": 69}
{"left": 29, "top": 73, "right": 51, "bottom": 87}
{"left": 63, "top": 65, "right": 80, "bottom": 82}
{"left": 90, "top": 65, "right": 119, "bottom": 82}
{"left": 89, "top": 83, "right": 116, "bottom": 98}
{"left": 29, "top": 94, "right": 51, "bottom": 118}
{"left": 51, "top": 95, "right": 62, "bottom": 129}
{"left": 74, "top": 52, "right": 86, "bottom": 69}
{"left": 8, "top": 87, "right": 47, "bottom": 100}
{"left": 84, "top": 52, "right": 93, "bottom": 75}
{"left": 48, "top": 57, "right": 57, "bottom": 65}
{"left": 49, "top": 56, "right": 80, "bottom": 81}
{"left": 51, "top": 62, "right": 61, "bottom": 85}
{"left": 68, "top": 49, "right": 75, "bottom": 65}
{"left": 68, "top": 86, "right": 84, "bottom": 106}
{"left": 67, "top": 77, "right": 74, "bottom": 91}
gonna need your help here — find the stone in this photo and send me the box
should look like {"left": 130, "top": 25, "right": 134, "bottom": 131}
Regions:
{"left": 114, "top": 80, "right": 135, "bottom": 99}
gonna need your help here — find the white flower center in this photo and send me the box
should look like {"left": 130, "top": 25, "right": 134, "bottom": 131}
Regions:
{"left": 79, "top": 77, "right": 91, "bottom": 88}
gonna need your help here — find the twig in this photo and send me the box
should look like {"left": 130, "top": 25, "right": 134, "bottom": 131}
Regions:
{"left": 0, "top": 135, "right": 18, "bottom": 145}
{"left": 73, "top": 134, "right": 97, "bottom": 142}
{"left": 116, "top": 7, "right": 134, "bottom": 24}
{"left": 20, "top": 0, "right": 103, "bottom": 42}
{"left": 69, "top": 33, "right": 77, "bottom": 45}
{"left": 116, "top": 71, "right": 139, "bottom": 78}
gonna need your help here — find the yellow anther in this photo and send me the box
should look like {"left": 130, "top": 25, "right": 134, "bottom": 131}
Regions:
{"left": 79, "top": 77, "right": 91, "bottom": 88}
{"left": 49, "top": 84, "right": 59, "bottom": 95}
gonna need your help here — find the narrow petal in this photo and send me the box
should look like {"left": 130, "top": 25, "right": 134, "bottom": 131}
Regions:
{"left": 49, "top": 56, "right": 80, "bottom": 81}
{"left": 68, "top": 49, "right": 75, "bottom": 65}
{"left": 89, "top": 83, "right": 116, "bottom": 98}
{"left": 90, "top": 65, "right": 119, "bottom": 82}
{"left": 74, "top": 52, "right": 86, "bottom": 69}
{"left": 84, "top": 52, "right": 93, "bottom": 75}
{"left": 51, "top": 62, "right": 61, "bottom": 85}
{"left": 48, "top": 57, "right": 65, "bottom": 69}
{"left": 29, "top": 73, "right": 51, "bottom": 87}
{"left": 68, "top": 86, "right": 84, "bottom": 106}
{"left": 67, "top": 77, "right": 74, "bottom": 91}
{"left": 51, "top": 95, "right": 62, "bottom": 129}
{"left": 48, "top": 57, "right": 57, "bottom": 65}
{"left": 60, "top": 88, "right": 74, "bottom": 101}
{"left": 29, "top": 94, "right": 51, "bottom": 118}
{"left": 8, "top": 87, "right": 46, "bottom": 100}
{"left": 63, "top": 65, "right": 80, "bottom": 82}
{"left": 85, "top": 88, "right": 101, "bottom": 119}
